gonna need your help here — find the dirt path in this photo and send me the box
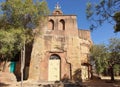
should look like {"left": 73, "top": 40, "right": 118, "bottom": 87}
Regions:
{"left": 83, "top": 80, "right": 120, "bottom": 87}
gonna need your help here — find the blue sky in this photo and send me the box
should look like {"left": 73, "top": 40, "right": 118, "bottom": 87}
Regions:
{"left": 46, "top": 0, "right": 120, "bottom": 44}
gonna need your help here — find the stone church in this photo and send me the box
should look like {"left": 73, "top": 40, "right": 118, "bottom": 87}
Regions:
{"left": 28, "top": 4, "right": 92, "bottom": 81}
{"left": 0, "top": 4, "right": 92, "bottom": 82}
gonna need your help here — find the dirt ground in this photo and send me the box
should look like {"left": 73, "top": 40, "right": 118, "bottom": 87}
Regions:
{"left": 83, "top": 79, "right": 120, "bottom": 87}
{"left": 0, "top": 72, "right": 120, "bottom": 87}
{"left": 0, "top": 79, "right": 120, "bottom": 87}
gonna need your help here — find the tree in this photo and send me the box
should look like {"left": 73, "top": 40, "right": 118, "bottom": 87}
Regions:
{"left": 0, "top": 28, "right": 25, "bottom": 71}
{"left": 107, "top": 38, "right": 120, "bottom": 81}
{"left": 90, "top": 38, "right": 120, "bottom": 81}
{"left": 90, "top": 44, "right": 108, "bottom": 75}
{"left": 0, "top": 0, "right": 49, "bottom": 67}
{"left": 86, "top": 0, "right": 120, "bottom": 32}
{"left": 0, "top": 0, "right": 49, "bottom": 86}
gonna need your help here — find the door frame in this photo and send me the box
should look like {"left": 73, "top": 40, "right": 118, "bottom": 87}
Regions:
{"left": 48, "top": 54, "right": 61, "bottom": 81}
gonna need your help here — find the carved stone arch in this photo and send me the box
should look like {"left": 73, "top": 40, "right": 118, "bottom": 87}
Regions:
{"left": 50, "top": 54, "right": 61, "bottom": 60}
{"left": 48, "top": 19, "right": 54, "bottom": 30}
{"left": 59, "top": 19, "right": 65, "bottom": 30}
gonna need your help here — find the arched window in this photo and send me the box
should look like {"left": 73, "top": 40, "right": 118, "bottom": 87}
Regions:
{"left": 48, "top": 19, "right": 54, "bottom": 30}
{"left": 59, "top": 19, "right": 65, "bottom": 30}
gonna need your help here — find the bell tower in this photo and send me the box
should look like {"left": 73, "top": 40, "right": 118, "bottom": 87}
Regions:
{"left": 47, "top": 3, "right": 78, "bottom": 36}
{"left": 52, "top": 2, "right": 63, "bottom": 15}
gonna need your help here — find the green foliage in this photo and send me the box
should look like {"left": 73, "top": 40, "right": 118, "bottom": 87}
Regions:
{"left": 1, "top": 0, "right": 49, "bottom": 29}
{"left": 86, "top": 0, "right": 120, "bottom": 32}
{"left": 0, "top": 28, "right": 24, "bottom": 59}
{"left": 108, "top": 38, "right": 120, "bottom": 64}
{"left": 114, "top": 12, "right": 120, "bottom": 32}
{"left": 114, "top": 12, "right": 120, "bottom": 22}
{"left": 90, "top": 44, "right": 108, "bottom": 74}
{"left": 0, "top": 0, "right": 49, "bottom": 60}
{"left": 114, "top": 64, "right": 120, "bottom": 75}
{"left": 90, "top": 38, "right": 120, "bottom": 75}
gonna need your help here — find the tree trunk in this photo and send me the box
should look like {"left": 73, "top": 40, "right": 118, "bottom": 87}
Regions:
{"left": 2, "top": 59, "right": 7, "bottom": 72}
{"left": 110, "top": 67, "right": 114, "bottom": 81}
{"left": 21, "top": 49, "right": 23, "bottom": 87}
{"left": 21, "top": 42, "right": 25, "bottom": 87}
{"left": 90, "top": 66, "right": 93, "bottom": 80}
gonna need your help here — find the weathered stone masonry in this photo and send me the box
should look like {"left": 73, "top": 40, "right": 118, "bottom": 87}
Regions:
{"left": 29, "top": 5, "right": 92, "bottom": 81}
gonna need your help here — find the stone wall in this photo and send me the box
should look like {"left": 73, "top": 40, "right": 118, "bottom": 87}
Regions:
{"left": 28, "top": 14, "right": 92, "bottom": 81}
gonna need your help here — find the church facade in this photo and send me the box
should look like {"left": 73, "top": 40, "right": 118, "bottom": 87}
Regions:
{"left": 28, "top": 4, "right": 92, "bottom": 81}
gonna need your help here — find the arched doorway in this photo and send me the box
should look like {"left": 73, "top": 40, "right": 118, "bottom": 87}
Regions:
{"left": 48, "top": 54, "right": 61, "bottom": 81}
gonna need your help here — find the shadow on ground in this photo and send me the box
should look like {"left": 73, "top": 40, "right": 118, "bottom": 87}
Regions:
{"left": 39, "top": 80, "right": 83, "bottom": 87}
{"left": 0, "top": 82, "right": 10, "bottom": 86}
{"left": 83, "top": 79, "right": 120, "bottom": 87}
{"left": 42, "top": 83, "right": 82, "bottom": 87}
